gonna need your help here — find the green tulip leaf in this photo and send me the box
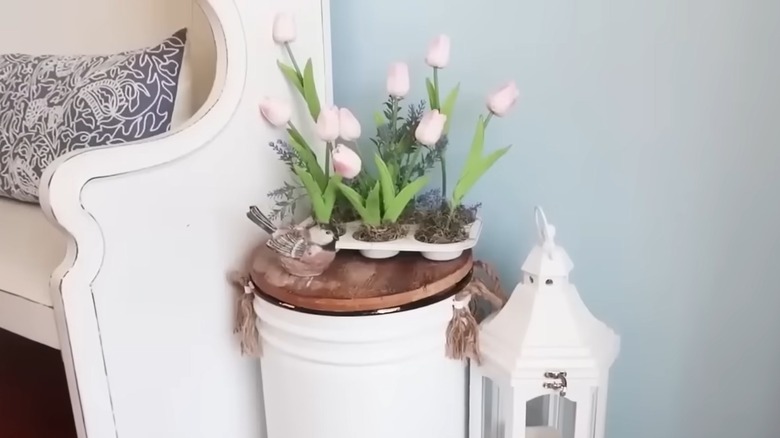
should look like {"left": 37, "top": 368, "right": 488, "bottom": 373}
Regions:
{"left": 322, "top": 175, "right": 342, "bottom": 216}
{"left": 365, "top": 182, "right": 383, "bottom": 226}
{"left": 302, "top": 59, "right": 321, "bottom": 121}
{"left": 337, "top": 183, "right": 369, "bottom": 220}
{"left": 441, "top": 83, "right": 460, "bottom": 133}
{"left": 374, "top": 154, "right": 396, "bottom": 213}
{"left": 374, "top": 111, "right": 386, "bottom": 126}
{"left": 452, "top": 145, "right": 511, "bottom": 206}
{"left": 277, "top": 61, "right": 304, "bottom": 96}
{"left": 464, "top": 115, "right": 486, "bottom": 167}
{"left": 294, "top": 165, "right": 329, "bottom": 223}
{"left": 383, "top": 175, "right": 430, "bottom": 223}
{"left": 288, "top": 130, "right": 327, "bottom": 190}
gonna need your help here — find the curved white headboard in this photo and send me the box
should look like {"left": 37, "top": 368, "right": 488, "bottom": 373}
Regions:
{"left": 30, "top": 0, "right": 332, "bottom": 437}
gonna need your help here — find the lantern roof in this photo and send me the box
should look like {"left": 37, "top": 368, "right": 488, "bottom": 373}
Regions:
{"left": 479, "top": 207, "right": 620, "bottom": 378}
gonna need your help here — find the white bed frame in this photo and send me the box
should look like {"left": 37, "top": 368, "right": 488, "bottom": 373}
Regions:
{"left": 0, "top": 0, "right": 332, "bottom": 437}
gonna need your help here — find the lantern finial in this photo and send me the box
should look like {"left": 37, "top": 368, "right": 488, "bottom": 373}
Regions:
{"left": 522, "top": 207, "right": 573, "bottom": 278}
{"left": 534, "top": 206, "right": 557, "bottom": 259}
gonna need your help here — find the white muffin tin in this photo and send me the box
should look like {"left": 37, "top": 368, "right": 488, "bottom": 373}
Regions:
{"left": 335, "top": 218, "right": 482, "bottom": 261}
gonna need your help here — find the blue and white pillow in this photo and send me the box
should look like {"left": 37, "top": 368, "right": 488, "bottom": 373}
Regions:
{"left": 0, "top": 28, "right": 188, "bottom": 202}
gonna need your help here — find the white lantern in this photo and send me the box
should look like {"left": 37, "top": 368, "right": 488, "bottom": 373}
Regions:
{"left": 469, "top": 207, "right": 620, "bottom": 438}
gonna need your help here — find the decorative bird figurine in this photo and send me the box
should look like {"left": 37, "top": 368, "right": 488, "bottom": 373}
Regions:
{"left": 246, "top": 206, "right": 339, "bottom": 278}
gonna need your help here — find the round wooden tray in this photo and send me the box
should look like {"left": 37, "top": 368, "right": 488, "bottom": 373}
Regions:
{"left": 249, "top": 244, "right": 473, "bottom": 314}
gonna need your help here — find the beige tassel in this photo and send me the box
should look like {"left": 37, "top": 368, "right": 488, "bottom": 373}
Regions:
{"left": 445, "top": 260, "right": 508, "bottom": 363}
{"left": 445, "top": 290, "right": 481, "bottom": 364}
{"left": 228, "top": 271, "right": 261, "bottom": 357}
{"left": 474, "top": 260, "right": 508, "bottom": 304}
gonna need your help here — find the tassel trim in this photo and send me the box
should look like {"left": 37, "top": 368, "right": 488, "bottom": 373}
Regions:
{"left": 228, "top": 271, "right": 262, "bottom": 357}
{"left": 445, "top": 260, "right": 507, "bottom": 363}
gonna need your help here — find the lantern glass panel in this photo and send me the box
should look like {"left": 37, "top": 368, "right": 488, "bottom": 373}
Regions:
{"left": 525, "top": 395, "right": 577, "bottom": 438}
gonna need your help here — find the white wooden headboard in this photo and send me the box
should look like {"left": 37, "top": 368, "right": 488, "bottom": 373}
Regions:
{"left": 6, "top": 0, "right": 333, "bottom": 437}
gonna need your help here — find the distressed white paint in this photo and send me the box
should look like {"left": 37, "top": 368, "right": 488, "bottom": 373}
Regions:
{"left": 255, "top": 296, "right": 467, "bottom": 438}
{"left": 469, "top": 208, "right": 620, "bottom": 438}
{"left": 0, "top": 0, "right": 332, "bottom": 437}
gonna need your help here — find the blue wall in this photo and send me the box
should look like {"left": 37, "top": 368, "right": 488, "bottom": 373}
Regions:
{"left": 331, "top": 1, "right": 780, "bottom": 437}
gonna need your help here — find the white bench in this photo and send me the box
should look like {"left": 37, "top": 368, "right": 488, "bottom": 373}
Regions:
{"left": 0, "top": 0, "right": 332, "bottom": 436}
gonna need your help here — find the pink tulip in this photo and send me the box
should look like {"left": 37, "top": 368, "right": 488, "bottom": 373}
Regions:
{"left": 258, "top": 97, "right": 292, "bottom": 127}
{"left": 425, "top": 35, "right": 451, "bottom": 69}
{"left": 487, "top": 81, "right": 520, "bottom": 117}
{"left": 316, "top": 106, "right": 340, "bottom": 141}
{"left": 338, "top": 108, "right": 362, "bottom": 141}
{"left": 272, "top": 13, "right": 296, "bottom": 44}
{"left": 386, "top": 62, "right": 410, "bottom": 98}
{"left": 331, "top": 144, "right": 362, "bottom": 179}
{"left": 414, "top": 110, "right": 447, "bottom": 146}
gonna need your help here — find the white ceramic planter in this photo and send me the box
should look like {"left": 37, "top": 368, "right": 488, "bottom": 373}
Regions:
{"left": 254, "top": 294, "right": 466, "bottom": 438}
{"left": 359, "top": 249, "right": 399, "bottom": 259}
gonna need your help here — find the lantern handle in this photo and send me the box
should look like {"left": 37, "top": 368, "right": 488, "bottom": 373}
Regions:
{"left": 534, "top": 206, "right": 556, "bottom": 243}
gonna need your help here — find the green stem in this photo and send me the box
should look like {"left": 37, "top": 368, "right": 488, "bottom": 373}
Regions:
{"left": 484, "top": 112, "right": 494, "bottom": 128}
{"left": 324, "top": 142, "right": 333, "bottom": 178}
{"left": 287, "top": 121, "right": 302, "bottom": 138}
{"left": 433, "top": 68, "right": 440, "bottom": 110}
{"left": 440, "top": 153, "right": 447, "bottom": 200}
{"left": 391, "top": 97, "right": 399, "bottom": 135}
{"left": 402, "top": 148, "right": 423, "bottom": 184}
{"left": 284, "top": 43, "right": 302, "bottom": 78}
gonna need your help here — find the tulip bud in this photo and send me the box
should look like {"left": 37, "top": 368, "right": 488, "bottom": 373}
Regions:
{"left": 487, "top": 81, "right": 520, "bottom": 117}
{"left": 338, "top": 108, "right": 362, "bottom": 141}
{"left": 258, "top": 97, "right": 292, "bottom": 127}
{"left": 425, "top": 35, "right": 451, "bottom": 69}
{"left": 316, "top": 106, "right": 340, "bottom": 141}
{"left": 386, "top": 62, "right": 410, "bottom": 98}
{"left": 414, "top": 110, "right": 447, "bottom": 146}
{"left": 272, "top": 13, "right": 296, "bottom": 44}
{"left": 331, "top": 144, "right": 362, "bottom": 179}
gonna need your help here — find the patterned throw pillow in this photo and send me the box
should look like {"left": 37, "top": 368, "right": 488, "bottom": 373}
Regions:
{"left": 0, "top": 28, "right": 188, "bottom": 202}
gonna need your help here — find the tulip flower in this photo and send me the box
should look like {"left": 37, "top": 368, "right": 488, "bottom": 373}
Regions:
{"left": 386, "top": 62, "right": 410, "bottom": 98}
{"left": 258, "top": 97, "right": 292, "bottom": 127}
{"left": 414, "top": 110, "right": 447, "bottom": 147}
{"left": 487, "top": 81, "right": 520, "bottom": 117}
{"left": 272, "top": 13, "right": 296, "bottom": 44}
{"left": 316, "top": 106, "right": 340, "bottom": 141}
{"left": 425, "top": 35, "right": 451, "bottom": 69}
{"left": 338, "top": 108, "right": 362, "bottom": 141}
{"left": 331, "top": 144, "right": 362, "bottom": 179}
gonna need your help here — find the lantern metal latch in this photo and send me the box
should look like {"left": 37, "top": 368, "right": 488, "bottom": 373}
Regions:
{"left": 543, "top": 371, "right": 568, "bottom": 396}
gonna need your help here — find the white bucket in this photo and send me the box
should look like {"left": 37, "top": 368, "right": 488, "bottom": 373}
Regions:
{"left": 254, "top": 293, "right": 466, "bottom": 438}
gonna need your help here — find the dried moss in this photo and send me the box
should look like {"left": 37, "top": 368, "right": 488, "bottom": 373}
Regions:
{"left": 413, "top": 203, "right": 480, "bottom": 244}
{"left": 353, "top": 223, "right": 406, "bottom": 242}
